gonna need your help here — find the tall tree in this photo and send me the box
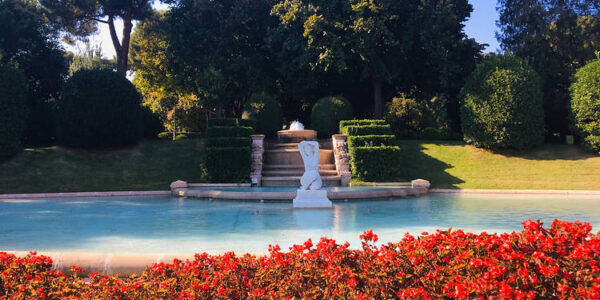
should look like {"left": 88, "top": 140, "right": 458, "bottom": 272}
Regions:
{"left": 131, "top": 11, "right": 205, "bottom": 138}
{"left": 0, "top": 0, "right": 68, "bottom": 144}
{"left": 40, "top": 0, "right": 157, "bottom": 76}
{"left": 271, "top": 0, "right": 480, "bottom": 118}
{"left": 497, "top": 0, "right": 600, "bottom": 138}
{"left": 166, "top": 0, "right": 277, "bottom": 118}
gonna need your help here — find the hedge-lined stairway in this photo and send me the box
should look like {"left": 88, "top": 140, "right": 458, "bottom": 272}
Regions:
{"left": 261, "top": 139, "right": 342, "bottom": 187}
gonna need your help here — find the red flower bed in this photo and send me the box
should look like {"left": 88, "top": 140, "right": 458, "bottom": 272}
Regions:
{"left": 1, "top": 220, "right": 599, "bottom": 299}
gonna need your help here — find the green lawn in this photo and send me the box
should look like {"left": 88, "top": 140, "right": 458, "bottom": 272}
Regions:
{"left": 0, "top": 139, "right": 206, "bottom": 194}
{"left": 2, "top": 139, "right": 600, "bottom": 193}
{"left": 397, "top": 140, "right": 600, "bottom": 190}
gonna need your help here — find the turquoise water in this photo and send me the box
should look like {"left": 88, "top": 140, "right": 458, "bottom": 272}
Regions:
{"left": 0, "top": 194, "right": 598, "bottom": 254}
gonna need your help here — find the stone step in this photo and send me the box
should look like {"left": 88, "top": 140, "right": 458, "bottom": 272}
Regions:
{"left": 264, "top": 149, "right": 333, "bottom": 165}
{"left": 261, "top": 175, "right": 342, "bottom": 187}
{"left": 269, "top": 142, "right": 333, "bottom": 150}
{"left": 262, "top": 169, "right": 338, "bottom": 176}
{"left": 263, "top": 164, "right": 336, "bottom": 170}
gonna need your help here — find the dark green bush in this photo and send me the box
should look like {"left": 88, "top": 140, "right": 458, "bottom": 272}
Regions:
{"left": 311, "top": 96, "right": 353, "bottom": 137}
{"left": 204, "top": 147, "right": 251, "bottom": 182}
{"left": 349, "top": 146, "right": 402, "bottom": 181}
{"left": 420, "top": 127, "right": 441, "bottom": 140}
{"left": 460, "top": 54, "right": 544, "bottom": 149}
{"left": 339, "top": 119, "right": 386, "bottom": 134}
{"left": 395, "top": 129, "right": 419, "bottom": 140}
{"left": 242, "top": 95, "right": 283, "bottom": 138}
{"left": 142, "top": 106, "right": 164, "bottom": 139}
{"left": 570, "top": 58, "right": 600, "bottom": 153}
{"left": 238, "top": 119, "right": 256, "bottom": 129}
{"left": 205, "top": 137, "right": 251, "bottom": 148}
{"left": 207, "top": 118, "right": 257, "bottom": 130}
{"left": 58, "top": 69, "right": 143, "bottom": 147}
{"left": 0, "top": 63, "right": 28, "bottom": 161}
{"left": 347, "top": 135, "right": 396, "bottom": 148}
{"left": 205, "top": 126, "right": 254, "bottom": 138}
{"left": 342, "top": 125, "right": 393, "bottom": 136}
{"left": 207, "top": 118, "right": 238, "bottom": 127}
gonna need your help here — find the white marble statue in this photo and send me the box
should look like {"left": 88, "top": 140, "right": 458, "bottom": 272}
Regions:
{"left": 298, "top": 141, "right": 322, "bottom": 190}
{"left": 289, "top": 121, "right": 304, "bottom": 131}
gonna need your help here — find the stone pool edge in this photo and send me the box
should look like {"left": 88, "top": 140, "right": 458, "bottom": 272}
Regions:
{"left": 430, "top": 188, "right": 600, "bottom": 195}
{"left": 0, "top": 190, "right": 172, "bottom": 199}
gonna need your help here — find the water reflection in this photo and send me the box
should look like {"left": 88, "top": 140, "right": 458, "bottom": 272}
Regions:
{"left": 0, "top": 194, "right": 598, "bottom": 254}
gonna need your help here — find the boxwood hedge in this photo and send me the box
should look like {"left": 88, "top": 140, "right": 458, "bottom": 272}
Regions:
{"left": 348, "top": 146, "right": 402, "bottom": 182}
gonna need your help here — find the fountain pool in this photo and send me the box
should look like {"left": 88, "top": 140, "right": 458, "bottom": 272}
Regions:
{"left": 1, "top": 193, "right": 598, "bottom": 254}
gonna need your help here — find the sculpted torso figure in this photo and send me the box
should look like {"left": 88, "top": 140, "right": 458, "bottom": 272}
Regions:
{"left": 298, "top": 141, "right": 322, "bottom": 190}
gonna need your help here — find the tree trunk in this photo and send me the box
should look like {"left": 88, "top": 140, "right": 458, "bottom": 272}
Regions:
{"left": 172, "top": 111, "right": 177, "bottom": 141}
{"left": 373, "top": 73, "right": 383, "bottom": 119}
{"left": 107, "top": 14, "right": 133, "bottom": 76}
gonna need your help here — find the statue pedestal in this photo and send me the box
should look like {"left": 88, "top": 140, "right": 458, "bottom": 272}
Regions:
{"left": 293, "top": 190, "right": 332, "bottom": 208}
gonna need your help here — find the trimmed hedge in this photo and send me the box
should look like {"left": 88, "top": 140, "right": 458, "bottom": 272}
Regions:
{"left": 460, "top": 54, "right": 544, "bottom": 149}
{"left": 205, "top": 137, "right": 251, "bottom": 148}
{"left": 570, "top": 58, "right": 600, "bottom": 153}
{"left": 0, "top": 63, "right": 28, "bottom": 161}
{"left": 58, "top": 69, "right": 143, "bottom": 147}
{"left": 349, "top": 146, "right": 401, "bottom": 181}
{"left": 339, "top": 119, "right": 386, "bottom": 134}
{"left": 204, "top": 147, "right": 251, "bottom": 182}
{"left": 342, "top": 124, "right": 393, "bottom": 136}
{"left": 347, "top": 135, "right": 396, "bottom": 148}
{"left": 311, "top": 96, "right": 353, "bottom": 137}
{"left": 242, "top": 95, "right": 283, "bottom": 138}
{"left": 207, "top": 118, "right": 238, "bottom": 127}
{"left": 205, "top": 126, "right": 254, "bottom": 138}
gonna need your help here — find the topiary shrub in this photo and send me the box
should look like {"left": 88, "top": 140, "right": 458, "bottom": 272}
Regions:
{"left": 205, "top": 137, "right": 251, "bottom": 148}
{"left": 347, "top": 135, "right": 396, "bottom": 148}
{"left": 242, "top": 95, "right": 283, "bottom": 138}
{"left": 58, "top": 69, "right": 143, "bottom": 147}
{"left": 570, "top": 58, "right": 600, "bottom": 153}
{"left": 204, "top": 147, "right": 251, "bottom": 182}
{"left": 0, "top": 63, "right": 28, "bottom": 161}
{"left": 342, "top": 125, "right": 393, "bottom": 136}
{"left": 460, "top": 54, "right": 544, "bottom": 149}
{"left": 349, "top": 146, "right": 402, "bottom": 181}
{"left": 311, "top": 96, "right": 353, "bottom": 138}
{"left": 205, "top": 126, "right": 254, "bottom": 138}
{"left": 339, "top": 119, "right": 386, "bottom": 134}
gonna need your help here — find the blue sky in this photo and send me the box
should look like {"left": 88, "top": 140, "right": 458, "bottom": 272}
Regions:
{"left": 464, "top": 0, "right": 500, "bottom": 52}
{"left": 70, "top": 0, "right": 501, "bottom": 58}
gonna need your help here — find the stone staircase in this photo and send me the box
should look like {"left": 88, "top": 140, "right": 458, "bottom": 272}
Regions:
{"left": 261, "top": 141, "right": 342, "bottom": 187}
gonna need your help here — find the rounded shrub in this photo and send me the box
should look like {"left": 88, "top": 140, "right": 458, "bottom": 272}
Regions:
{"left": 242, "top": 95, "right": 283, "bottom": 138}
{"left": 570, "top": 58, "right": 600, "bottom": 153}
{"left": 460, "top": 54, "right": 544, "bottom": 149}
{"left": 58, "top": 69, "right": 143, "bottom": 147}
{"left": 0, "top": 63, "right": 28, "bottom": 161}
{"left": 384, "top": 95, "right": 426, "bottom": 137}
{"left": 311, "top": 96, "right": 353, "bottom": 137}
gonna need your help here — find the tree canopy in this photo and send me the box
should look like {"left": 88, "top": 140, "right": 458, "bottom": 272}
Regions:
{"left": 0, "top": 0, "right": 68, "bottom": 144}
{"left": 497, "top": 0, "right": 600, "bottom": 138}
{"left": 40, "top": 0, "right": 158, "bottom": 75}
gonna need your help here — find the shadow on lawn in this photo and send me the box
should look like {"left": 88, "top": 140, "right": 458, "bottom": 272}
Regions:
{"left": 397, "top": 140, "right": 464, "bottom": 189}
{"left": 489, "top": 144, "right": 597, "bottom": 161}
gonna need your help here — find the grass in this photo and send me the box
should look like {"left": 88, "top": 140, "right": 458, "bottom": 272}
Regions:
{"left": 2, "top": 138, "right": 600, "bottom": 193}
{"left": 397, "top": 140, "right": 600, "bottom": 190}
{"left": 0, "top": 139, "right": 206, "bottom": 194}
